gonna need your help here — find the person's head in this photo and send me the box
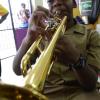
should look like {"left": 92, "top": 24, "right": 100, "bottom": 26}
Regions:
{"left": 47, "top": 0, "right": 73, "bottom": 19}
{"left": 21, "top": 3, "right": 26, "bottom": 9}
{"left": 46, "top": 0, "right": 74, "bottom": 28}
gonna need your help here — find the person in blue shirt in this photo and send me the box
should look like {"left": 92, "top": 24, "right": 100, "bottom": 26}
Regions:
{"left": 17, "top": 3, "right": 30, "bottom": 28}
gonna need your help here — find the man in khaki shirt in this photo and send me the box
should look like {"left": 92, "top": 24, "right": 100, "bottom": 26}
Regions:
{"left": 13, "top": 0, "right": 100, "bottom": 100}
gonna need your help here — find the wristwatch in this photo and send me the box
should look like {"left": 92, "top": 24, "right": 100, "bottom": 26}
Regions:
{"left": 70, "top": 55, "right": 86, "bottom": 69}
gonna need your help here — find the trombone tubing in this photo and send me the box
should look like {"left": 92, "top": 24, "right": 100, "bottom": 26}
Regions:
{"left": 23, "top": 16, "right": 67, "bottom": 91}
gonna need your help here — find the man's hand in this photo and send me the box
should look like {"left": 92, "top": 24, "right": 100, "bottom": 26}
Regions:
{"left": 26, "top": 6, "right": 55, "bottom": 43}
{"left": 27, "top": 6, "right": 52, "bottom": 42}
{"left": 54, "top": 35, "right": 80, "bottom": 65}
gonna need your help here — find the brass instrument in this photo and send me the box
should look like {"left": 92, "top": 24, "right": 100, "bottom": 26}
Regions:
{"left": 0, "top": 16, "right": 67, "bottom": 100}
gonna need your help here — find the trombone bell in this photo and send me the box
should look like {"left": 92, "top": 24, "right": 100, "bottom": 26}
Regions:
{"left": 0, "top": 83, "right": 47, "bottom": 100}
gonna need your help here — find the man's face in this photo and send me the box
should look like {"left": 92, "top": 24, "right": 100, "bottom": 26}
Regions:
{"left": 47, "top": 0, "right": 73, "bottom": 19}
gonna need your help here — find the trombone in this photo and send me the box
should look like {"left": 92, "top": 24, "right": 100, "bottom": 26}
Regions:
{"left": 21, "top": 16, "right": 67, "bottom": 100}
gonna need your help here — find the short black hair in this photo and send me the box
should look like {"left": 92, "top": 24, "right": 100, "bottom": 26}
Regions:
{"left": 21, "top": 3, "right": 26, "bottom": 7}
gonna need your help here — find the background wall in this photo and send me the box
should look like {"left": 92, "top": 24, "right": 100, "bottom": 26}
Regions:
{"left": 33, "top": 0, "right": 43, "bottom": 9}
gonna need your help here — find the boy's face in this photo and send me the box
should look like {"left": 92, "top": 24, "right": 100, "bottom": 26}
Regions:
{"left": 21, "top": 4, "right": 25, "bottom": 9}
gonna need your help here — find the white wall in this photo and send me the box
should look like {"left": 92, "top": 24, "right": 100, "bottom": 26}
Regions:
{"left": 32, "top": 0, "right": 49, "bottom": 9}
{"left": 32, "top": 0, "right": 43, "bottom": 9}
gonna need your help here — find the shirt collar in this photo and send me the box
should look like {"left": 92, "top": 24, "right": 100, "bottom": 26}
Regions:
{"left": 71, "top": 24, "right": 86, "bottom": 35}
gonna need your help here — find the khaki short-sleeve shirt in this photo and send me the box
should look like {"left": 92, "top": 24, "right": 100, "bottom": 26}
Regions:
{"left": 64, "top": 24, "right": 100, "bottom": 70}
{"left": 45, "top": 24, "right": 100, "bottom": 90}
{"left": 44, "top": 23, "right": 100, "bottom": 99}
